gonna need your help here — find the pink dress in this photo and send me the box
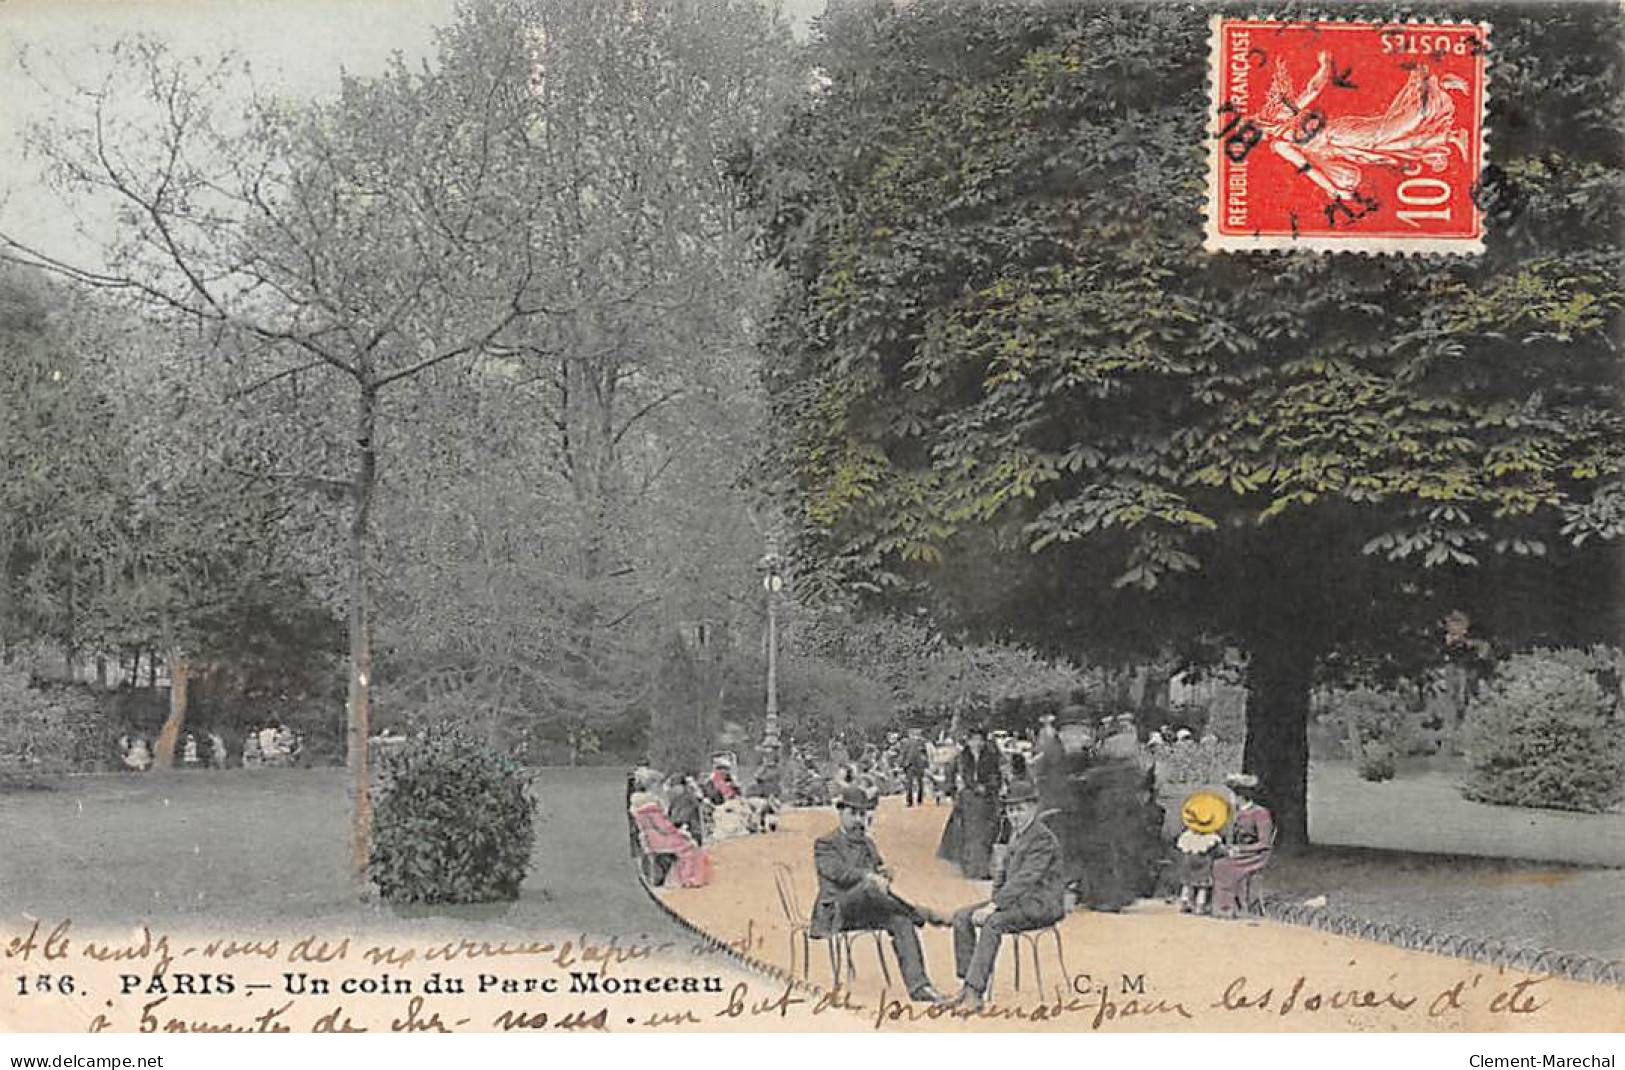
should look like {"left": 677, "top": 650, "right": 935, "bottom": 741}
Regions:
{"left": 1210, "top": 805, "right": 1274, "bottom": 914}
{"left": 630, "top": 799, "right": 712, "bottom": 889}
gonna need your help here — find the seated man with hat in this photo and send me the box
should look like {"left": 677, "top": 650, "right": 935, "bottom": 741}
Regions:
{"left": 812, "top": 785, "right": 948, "bottom": 1002}
{"left": 946, "top": 779, "right": 1066, "bottom": 1010}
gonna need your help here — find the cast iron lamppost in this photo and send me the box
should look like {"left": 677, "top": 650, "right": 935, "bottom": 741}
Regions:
{"left": 757, "top": 544, "right": 784, "bottom": 751}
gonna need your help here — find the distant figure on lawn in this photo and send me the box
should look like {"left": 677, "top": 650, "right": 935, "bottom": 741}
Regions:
{"left": 1211, "top": 773, "right": 1275, "bottom": 918}
{"left": 119, "top": 735, "right": 152, "bottom": 772}
{"left": 208, "top": 731, "right": 228, "bottom": 769}
{"left": 812, "top": 786, "right": 947, "bottom": 1003}
{"left": 946, "top": 779, "right": 1066, "bottom": 1011}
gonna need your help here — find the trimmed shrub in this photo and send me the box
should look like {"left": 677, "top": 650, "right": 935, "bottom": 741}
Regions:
{"left": 369, "top": 723, "right": 536, "bottom": 904}
{"left": 1462, "top": 652, "right": 1625, "bottom": 813}
{"left": 1356, "top": 742, "right": 1397, "bottom": 783}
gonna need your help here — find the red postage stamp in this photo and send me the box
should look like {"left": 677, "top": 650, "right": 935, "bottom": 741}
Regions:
{"left": 1204, "top": 17, "right": 1490, "bottom": 254}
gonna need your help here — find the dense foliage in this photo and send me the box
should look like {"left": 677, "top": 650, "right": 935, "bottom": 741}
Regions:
{"left": 1462, "top": 651, "right": 1624, "bottom": 812}
{"left": 369, "top": 724, "right": 537, "bottom": 904}
{"left": 758, "top": 0, "right": 1625, "bottom": 842}
{"left": 0, "top": 666, "right": 105, "bottom": 787}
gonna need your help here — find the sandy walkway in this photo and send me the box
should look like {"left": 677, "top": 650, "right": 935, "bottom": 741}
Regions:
{"left": 659, "top": 797, "right": 1625, "bottom": 1032}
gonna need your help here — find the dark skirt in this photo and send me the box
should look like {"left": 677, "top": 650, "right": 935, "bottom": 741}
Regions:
{"left": 938, "top": 790, "right": 996, "bottom": 879}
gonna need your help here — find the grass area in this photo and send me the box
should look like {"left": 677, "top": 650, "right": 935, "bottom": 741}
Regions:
{"left": 1308, "top": 761, "right": 1625, "bottom": 866}
{"left": 1264, "top": 846, "right": 1625, "bottom": 962}
{"left": 0, "top": 766, "right": 674, "bottom": 940}
{"left": 4, "top": 762, "right": 1622, "bottom": 962}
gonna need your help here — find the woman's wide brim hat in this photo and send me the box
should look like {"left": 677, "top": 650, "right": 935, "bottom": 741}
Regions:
{"left": 1224, "top": 772, "right": 1260, "bottom": 789}
{"left": 1180, "top": 789, "right": 1232, "bottom": 834}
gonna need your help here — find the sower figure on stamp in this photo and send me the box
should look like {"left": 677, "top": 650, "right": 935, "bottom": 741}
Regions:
{"left": 812, "top": 786, "right": 949, "bottom": 1002}
{"left": 945, "top": 779, "right": 1066, "bottom": 1011}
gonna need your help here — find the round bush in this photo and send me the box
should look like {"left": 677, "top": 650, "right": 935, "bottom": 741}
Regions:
{"left": 369, "top": 724, "right": 536, "bottom": 904}
{"left": 1356, "top": 742, "right": 1397, "bottom": 783}
{"left": 1462, "top": 651, "right": 1625, "bottom": 814}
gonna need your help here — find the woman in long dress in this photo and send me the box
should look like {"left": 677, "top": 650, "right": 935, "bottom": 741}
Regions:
{"left": 936, "top": 727, "right": 1002, "bottom": 879}
{"left": 1210, "top": 774, "right": 1274, "bottom": 917}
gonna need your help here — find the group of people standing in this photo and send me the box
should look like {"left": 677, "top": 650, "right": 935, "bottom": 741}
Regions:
{"left": 934, "top": 714, "right": 1276, "bottom": 916}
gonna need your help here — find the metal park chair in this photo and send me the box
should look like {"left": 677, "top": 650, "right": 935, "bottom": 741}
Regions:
{"left": 1007, "top": 921, "right": 1070, "bottom": 995}
{"left": 771, "top": 862, "right": 891, "bottom": 988}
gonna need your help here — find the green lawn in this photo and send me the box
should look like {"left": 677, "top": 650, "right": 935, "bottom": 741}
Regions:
{"left": 0, "top": 766, "right": 675, "bottom": 940}
{"left": 1155, "top": 759, "right": 1625, "bottom": 961}
{"left": 1309, "top": 761, "right": 1625, "bottom": 866}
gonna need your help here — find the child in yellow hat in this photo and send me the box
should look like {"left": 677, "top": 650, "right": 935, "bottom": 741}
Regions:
{"left": 1171, "top": 789, "right": 1229, "bottom": 914}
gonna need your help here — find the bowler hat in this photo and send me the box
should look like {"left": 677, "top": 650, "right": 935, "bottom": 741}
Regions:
{"left": 835, "top": 785, "right": 875, "bottom": 811}
{"left": 1003, "top": 779, "right": 1039, "bottom": 806}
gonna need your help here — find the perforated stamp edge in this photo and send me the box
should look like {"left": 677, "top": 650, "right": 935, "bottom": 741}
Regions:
{"left": 1200, "top": 14, "right": 1493, "bottom": 256}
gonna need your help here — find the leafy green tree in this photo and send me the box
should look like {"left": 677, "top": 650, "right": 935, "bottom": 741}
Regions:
{"left": 759, "top": 0, "right": 1624, "bottom": 843}
{"left": 0, "top": 271, "right": 336, "bottom": 763}
{"left": 375, "top": 0, "right": 802, "bottom": 753}
{"left": 3, "top": 32, "right": 552, "bottom": 871}
{"left": 0, "top": 270, "right": 128, "bottom": 664}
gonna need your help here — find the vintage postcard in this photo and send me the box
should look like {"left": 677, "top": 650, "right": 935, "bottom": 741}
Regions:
{"left": 0, "top": 0, "right": 1622, "bottom": 1046}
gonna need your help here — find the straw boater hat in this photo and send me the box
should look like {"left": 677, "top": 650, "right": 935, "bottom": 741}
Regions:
{"left": 1180, "top": 788, "right": 1231, "bottom": 834}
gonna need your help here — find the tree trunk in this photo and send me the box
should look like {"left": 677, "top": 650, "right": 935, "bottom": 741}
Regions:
{"left": 346, "top": 387, "right": 379, "bottom": 882}
{"left": 1242, "top": 640, "right": 1316, "bottom": 847}
{"left": 153, "top": 656, "right": 188, "bottom": 769}
{"left": 1139, "top": 664, "right": 1171, "bottom": 718}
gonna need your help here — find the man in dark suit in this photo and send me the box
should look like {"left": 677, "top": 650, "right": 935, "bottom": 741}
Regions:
{"left": 899, "top": 727, "right": 930, "bottom": 807}
{"left": 812, "top": 786, "right": 947, "bottom": 1002}
{"left": 946, "top": 779, "right": 1067, "bottom": 1010}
